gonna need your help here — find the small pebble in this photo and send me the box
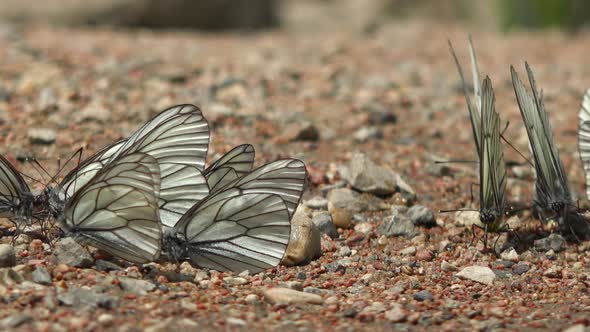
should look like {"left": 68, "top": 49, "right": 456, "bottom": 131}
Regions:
{"left": 0, "top": 244, "right": 16, "bottom": 268}
{"left": 262, "top": 288, "right": 323, "bottom": 305}
{"left": 456, "top": 266, "right": 496, "bottom": 285}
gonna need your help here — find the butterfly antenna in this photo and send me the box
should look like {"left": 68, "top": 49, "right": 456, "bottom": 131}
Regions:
{"left": 500, "top": 134, "right": 533, "bottom": 167}
{"left": 26, "top": 157, "right": 48, "bottom": 185}
{"left": 48, "top": 147, "right": 84, "bottom": 185}
{"left": 439, "top": 208, "right": 479, "bottom": 213}
{"left": 434, "top": 160, "right": 477, "bottom": 164}
{"left": 32, "top": 158, "right": 53, "bottom": 186}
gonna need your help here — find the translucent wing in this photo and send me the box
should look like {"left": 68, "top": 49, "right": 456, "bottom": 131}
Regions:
{"left": 107, "top": 104, "right": 210, "bottom": 170}
{"left": 59, "top": 140, "right": 126, "bottom": 202}
{"left": 449, "top": 39, "right": 482, "bottom": 158}
{"left": 0, "top": 155, "right": 30, "bottom": 217}
{"left": 173, "top": 191, "right": 290, "bottom": 274}
{"left": 204, "top": 144, "right": 255, "bottom": 192}
{"left": 578, "top": 88, "right": 590, "bottom": 200}
{"left": 158, "top": 163, "right": 209, "bottom": 229}
{"left": 479, "top": 77, "right": 506, "bottom": 225}
{"left": 215, "top": 159, "right": 307, "bottom": 217}
{"left": 511, "top": 64, "right": 571, "bottom": 209}
{"left": 61, "top": 152, "right": 162, "bottom": 264}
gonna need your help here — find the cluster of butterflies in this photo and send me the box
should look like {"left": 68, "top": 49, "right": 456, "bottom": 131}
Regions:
{"left": 448, "top": 38, "right": 590, "bottom": 246}
{"left": 0, "top": 104, "right": 307, "bottom": 273}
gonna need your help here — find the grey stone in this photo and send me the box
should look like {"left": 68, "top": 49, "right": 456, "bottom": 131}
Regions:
{"left": 378, "top": 214, "right": 418, "bottom": 238}
{"left": 27, "top": 128, "right": 56, "bottom": 145}
{"left": 312, "top": 212, "right": 339, "bottom": 239}
{"left": 407, "top": 205, "right": 436, "bottom": 227}
{"left": 534, "top": 233, "right": 566, "bottom": 252}
{"left": 354, "top": 126, "right": 383, "bottom": 142}
{"left": 76, "top": 102, "right": 111, "bottom": 123}
{"left": 53, "top": 238, "right": 93, "bottom": 268}
{"left": 512, "top": 263, "right": 530, "bottom": 275}
{"left": 95, "top": 260, "right": 121, "bottom": 272}
{"left": 305, "top": 196, "right": 328, "bottom": 210}
{"left": 413, "top": 290, "right": 433, "bottom": 301}
{"left": 0, "top": 313, "right": 32, "bottom": 328}
{"left": 119, "top": 277, "right": 156, "bottom": 296}
{"left": 385, "top": 303, "right": 406, "bottom": 322}
{"left": 343, "top": 153, "right": 398, "bottom": 195}
{"left": 32, "top": 266, "right": 52, "bottom": 285}
{"left": 57, "top": 287, "right": 117, "bottom": 308}
{"left": 456, "top": 266, "right": 496, "bottom": 285}
{"left": 263, "top": 287, "right": 323, "bottom": 305}
{"left": 0, "top": 244, "right": 16, "bottom": 268}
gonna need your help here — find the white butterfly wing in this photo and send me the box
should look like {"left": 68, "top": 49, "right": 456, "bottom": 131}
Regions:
{"left": 511, "top": 64, "right": 571, "bottom": 209}
{"left": 61, "top": 152, "right": 162, "bottom": 264}
{"left": 158, "top": 163, "right": 209, "bottom": 229}
{"left": 0, "top": 155, "right": 30, "bottom": 218}
{"left": 578, "top": 88, "right": 590, "bottom": 200}
{"left": 175, "top": 191, "right": 290, "bottom": 273}
{"left": 204, "top": 144, "right": 255, "bottom": 192}
{"left": 107, "top": 104, "right": 210, "bottom": 170}
{"left": 59, "top": 140, "right": 126, "bottom": 201}
{"left": 480, "top": 77, "right": 506, "bottom": 221}
{"left": 449, "top": 39, "right": 482, "bottom": 158}
{"left": 214, "top": 159, "right": 306, "bottom": 218}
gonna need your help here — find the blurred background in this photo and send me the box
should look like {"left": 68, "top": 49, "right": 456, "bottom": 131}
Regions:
{"left": 0, "top": 0, "right": 589, "bottom": 32}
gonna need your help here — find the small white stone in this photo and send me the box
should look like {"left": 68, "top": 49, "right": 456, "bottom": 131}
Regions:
{"left": 456, "top": 266, "right": 496, "bottom": 286}
{"left": 500, "top": 247, "right": 519, "bottom": 262}
{"left": 263, "top": 288, "right": 323, "bottom": 305}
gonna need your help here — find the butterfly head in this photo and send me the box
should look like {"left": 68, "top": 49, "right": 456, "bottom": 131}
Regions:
{"left": 480, "top": 210, "right": 500, "bottom": 226}
{"left": 162, "top": 232, "right": 188, "bottom": 263}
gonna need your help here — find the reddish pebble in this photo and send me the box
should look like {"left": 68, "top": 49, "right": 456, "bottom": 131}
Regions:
{"left": 416, "top": 249, "right": 433, "bottom": 261}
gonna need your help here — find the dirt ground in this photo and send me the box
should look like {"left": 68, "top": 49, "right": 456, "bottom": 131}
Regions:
{"left": 0, "top": 21, "right": 590, "bottom": 331}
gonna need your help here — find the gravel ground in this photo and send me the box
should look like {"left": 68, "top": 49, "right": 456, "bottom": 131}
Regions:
{"left": 0, "top": 21, "right": 589, "bottom": 331}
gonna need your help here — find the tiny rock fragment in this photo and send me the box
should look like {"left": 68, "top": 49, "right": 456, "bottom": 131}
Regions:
{"left": 441, "top": 260, "right": 458, "bottom": 272}
{"left": 27, "top": 128, "right": 56, "bottom": 145}
{"left": 378, "top": 214, "right": 418, "bottom": 238}
{"left": 413, "top": 290, "right": 433, "bottom": 301}
{"left": 312, "top": 212, "right": 339, "bottom": 239}
{"left": 305, "top": 196, "right": 328, "bottom": 210}
{"left": 76, "top": 102, "right": 111, "bottom": 123}
{"left": 344, "top": 152, "right": 398, "bottom": 195}
{"left": 32, "top": 266, "right": 52, "bottom": 285}
{"left": 0, "top": 244, "right": 16, "bottom": 268}
{"left": 53, "top": 238, "right": 93, "bottom": 268}
{"left": 119, "top": 277, "right": 156, "bottom": 296}
{"left": 500, "top": 247, "right": 519, "bottom": 262}
{"left": 407, "top": 205, "right": 436, "bottom": 227}
{"left": 533, "top": 233, "right": 566, "bottom": 252}
{"left": 456, "top": 266, "right": 496, "bottom": 286}
{"left": 385, "top": 303, "right": 407, "bottom": 322}
{"left": 454, "top": 211, "right": 481, "bottom": 228}
{"left": 263, "top": 287, "right": 324, "bottom": 305}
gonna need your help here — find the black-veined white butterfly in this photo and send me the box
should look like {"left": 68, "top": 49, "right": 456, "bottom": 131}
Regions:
{"left": 478, "top": 76, "right": 508, "bottom": 245}
{"left": 163, "top": 159, "right": 307, "bottom": 274}
{"left": 511, "top": 63, "right": 577, "bottom": 233}
{"left": 449, "top": 40, "right": 509, "bottom": 246}
{"left": 578, "top": 89, "right": 590, "bottom": 200}
{"left": 0, "top": 154, "right": 51, "bottom": 229}
{"left": 58, "top": 152, "right": 162, "bottom": 263}
{"left": 46, "top": 104, "right": 211, "bottom": 230}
